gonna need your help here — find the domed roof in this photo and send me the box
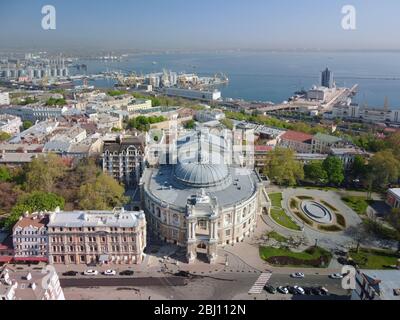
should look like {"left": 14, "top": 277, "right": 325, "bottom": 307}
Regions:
{"left": 174, "top": 162, "right": 230, "bottom": 188}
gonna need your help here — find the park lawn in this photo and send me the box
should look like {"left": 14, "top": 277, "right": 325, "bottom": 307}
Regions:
{"left": 269, "top": 193, "right": 283, "bottom": 207}
{"left": 267, "top": 231, "right": 288, "bottom": 243}
{"left": 349, "top": 248, "right": 400, "bottom": 269}
{"left": 259, "top": 246, "right": 332, "bottom": 267}
{"left": 270, "top": 207, "right": 301, "bottom": 231}
{"left": 342, "top": 196, "right": 370, "bottom": 215}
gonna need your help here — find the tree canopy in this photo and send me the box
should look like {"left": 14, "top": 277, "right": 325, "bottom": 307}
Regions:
{"left": 3, "top": 191, "right": 65, "bottom": 230}
{"left": 263, "top": 147, "right": 304, "bottom": 186}
{"left": 0, "top": 131, "right": 11, "bottom": 142}
{"left": 0, "top": 165, "right": 11, "bottom": 182}
{"left": 368, "top": 150, "right": 400, "bottom": 189}
{"left": 24, "top": 154, "right": 68, "bottom": 193}
{"left": 78, "top": 173, "right": 128, "bottom": 210}
{"left": 323, "top": 156, "right": 345, "bottom": 186}
{"left": 304, "top": 161, "right": 328, "bottom": 184}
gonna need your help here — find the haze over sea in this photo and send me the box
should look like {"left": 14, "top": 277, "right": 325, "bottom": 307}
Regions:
{"left": 78, "top": 51, "right": 400, "bottom": 108}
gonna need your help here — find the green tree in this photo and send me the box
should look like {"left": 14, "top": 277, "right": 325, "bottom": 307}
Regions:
{"left": 220, "top": 118, "right": 233, "bottom": 130}
{"left": 23, "top": 121, "right": 33, "bottom": 130}
{"left": 323, "top": 156, "right": 344, "bottom": 186}
{"left": 0, "top": 165, "right": 11, "bottom": 182}
{"left": 78, "top": 174, "right": 128, "bottom": 210}
{"left": 24, "top": 154, "right": 67, "bottom": 192}
{"left": 304, "top": 161, "right": 327, "bottom": 184}
{"left": 368, "top": 150, "right": 400, "bottom": 189}
{"left": 45, "top": 97, "right": 67, "bottom": 106}
{"left": 386, "top": 132, "right": 400, "bottom": 159}
{"left": 3, "top": 191, "right": 65, "bottom": 229}
{"left": 0, "top": 131, "right": 11, "bottom": 142}
{"left": 184, "top": 119, "right": 196, "bottom": 129}
{"left": 263, "top": 147, "right": 304, "bottom": 186}
{"left": 107, "top": 90, "right": 126, "bottom": 96}
{"left": 351, "top": 155, "right": 367, "bottom": 179}
{"left": 388, "top": 209, "right": 400, "bottom": 252}
{"left": 0, "top": 182, "right": 21, "bottom": 215}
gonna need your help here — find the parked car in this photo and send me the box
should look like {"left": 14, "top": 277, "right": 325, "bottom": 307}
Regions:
{"left": 303, "top": 287, "right": 313, "bottom": 295}
{"left": 103, "top": 269, "right": 116, "bottom": 276}
{"left": 291, "top": 272, "right": 305, "bottom": 279}
{"left": 62, "top": 271, "right": 78, "bottom": 276}
{"left": 83, "top": 269, "right": 98, "bottom": 276}
{"left": 277, "top": 286, "right": 289, "bottom": 294}
{"left": 311, "top": 287, "right": 321, "bottom": 295}
{"left": 120, "top": 270, "right": 134, "bottom": 276}
{"left": 264, "top": 284, "right": 277, "bottom": 294}
{"left": 319, "top": 287, "right": 329, "bottom": 295}
{"left": 288, "top": 286, "right": 297, "bottom": 294}
{"left": 294, "top": 286, "right": 305, "bottom": 295}
{"left": 329, "top": 273, "right": 344, "bottom": 279}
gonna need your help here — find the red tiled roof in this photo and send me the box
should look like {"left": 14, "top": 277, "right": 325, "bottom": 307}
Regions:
{"left": 13, "top": 215, "right": 49, "bottom": 230}
{"left": 281, "top": 130, "right": 313, "bottom": 143}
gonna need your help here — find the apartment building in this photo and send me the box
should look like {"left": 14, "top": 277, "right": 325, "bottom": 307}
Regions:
{"left": 102, "top": 134, "right": 145, "bottom": 186}
{"left": 47, "top": 207, "right": 147, "bottom": 265}
{"left": 278, "top": 130, "right": 313, "bottom": 153}
{"left": 312, "top": 133, "right": 343, "bottom": 154}
{"left": 12, "top": 213, "right": 49, "bottom": 263}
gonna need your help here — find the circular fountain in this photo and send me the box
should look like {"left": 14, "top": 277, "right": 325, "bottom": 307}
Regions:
{"left": 301, "top": 201, "right": 333, "bottom": 224}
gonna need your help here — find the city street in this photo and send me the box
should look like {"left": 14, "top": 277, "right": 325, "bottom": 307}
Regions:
{"left": 61, "top": 270, "right": 351, "bottom": 300}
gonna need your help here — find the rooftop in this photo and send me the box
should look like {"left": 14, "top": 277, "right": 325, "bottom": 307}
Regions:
{"left": 313, "top": 133, "right": 342, "bottom": 144}
{"left": 388, "top": 188, "right": 400, "bottom": 199}
{"left": 13, "top": 214, "right": 49, "bottom": 231}
{"left": 0, "top": 265, "right": 61, "bottom": 300}
{"left": 48, "top": 208, "right": 145, "bottom": 228}
{"left": 281, "top": 130, "right": 313, "bottom": 143}
{"left": 360, "top": 270, "right": 400, "bottom": 300}
{"left": 145, "top": 165, "right": 258, "bottom": 211}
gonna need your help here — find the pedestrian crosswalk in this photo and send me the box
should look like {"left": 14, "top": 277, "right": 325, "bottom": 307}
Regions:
{"left": 248, "top": 272, "right": 272, "bottom": 294}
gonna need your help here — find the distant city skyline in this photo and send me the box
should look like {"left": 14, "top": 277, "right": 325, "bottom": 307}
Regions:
{"left": 0, "top": 0, "right": 399, "bottom": 52}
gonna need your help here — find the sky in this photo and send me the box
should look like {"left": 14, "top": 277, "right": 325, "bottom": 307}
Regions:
{"left": 0, "top": 0, "right": 399, "bottom": 51}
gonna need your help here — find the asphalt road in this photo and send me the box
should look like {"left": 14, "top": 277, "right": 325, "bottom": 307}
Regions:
{"left": 60, "top": 276, "right": 187, "bottom": 288}
{"left": 60, "top": 272, "right": 351, "bottom": 300}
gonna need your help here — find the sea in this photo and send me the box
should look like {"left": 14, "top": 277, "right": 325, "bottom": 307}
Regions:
{"left": 73, "top": 51, "right": 400, "bottom": 108}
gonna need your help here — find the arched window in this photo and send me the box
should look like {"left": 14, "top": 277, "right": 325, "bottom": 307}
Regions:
{"left": 172, "top": 214, "right": 179, "bottom": 226}
{"left": 224, "top": 214, "right": 231, "bottom": 226}
{"left": 156, "top": 207, "right": 161, "bottom": 218}
{"left": 242, "top": 207, "right": 247, "bottom": 218}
